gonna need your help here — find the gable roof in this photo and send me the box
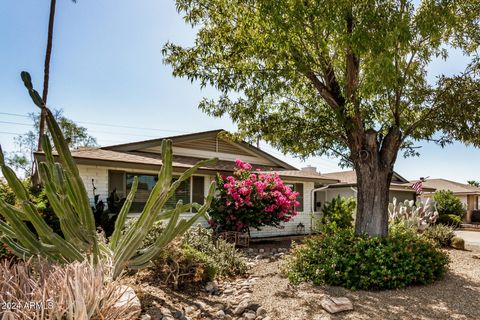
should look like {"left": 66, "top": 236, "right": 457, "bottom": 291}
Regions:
{"left": 412, "top": 178, "right": 480, "bottom": 195}
{"left": 35, "top": 148, "right": 291, "bottom": 173}
{"left": 101, "top": 129, "right": 296, "bottom": 170}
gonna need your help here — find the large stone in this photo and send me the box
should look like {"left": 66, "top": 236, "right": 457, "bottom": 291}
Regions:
{"left": 320, "top": 296, "right": 353, "bottom": 314}
{"left": 161, "top": 307, "right": 173, "bottom": 317}
{"left": 243, "top": 312, "right": 256, "bottom": 320}
{"left": 215, "top": 310, "right": 226, "bottom": 318}
{"left": 451, "top": 236, "right": 465, "bottom": 250}
{"left": 185, "top": 305, "right": 198, "bottom": 313}
{"left": 113, "top": 285, "right": 141, "bottom": 318}
{"left": 233, "top": 300, "right": 250, "bottom": 315}
{"left": 205, "top": 281, "right": 219, "bottom": 293}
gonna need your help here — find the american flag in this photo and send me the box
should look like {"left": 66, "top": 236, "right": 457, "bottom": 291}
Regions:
{"left": 411, "top": 178, "right": 426, "bottom": 194}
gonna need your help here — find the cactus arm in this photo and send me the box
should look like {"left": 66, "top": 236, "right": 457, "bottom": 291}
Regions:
{"left": 110, "top": 176, "right": 138, "bottom": 251}
{"left": 128, "top": 182, "right": 215, "bottom": 269}
{"left": 38, "top": 162, "right": 88, "bottom": 246}
{"left": 1, "top": 235, "right": 35, "bottom": 260}
{"left": 44, "top": 123, "right": 99, "bottom": 262}
{"left": 0, "top": 199, "right": 43, "bottom": 255}
{"left": 20, "top": 201, "right": 84, "bottom": 262}
{"left": 0, "top": 162, "right": 30, "bottom": 202}
{"left": 0, "top": 220, "right": 16, "bottom": 238}
{"left": 123, "top": 202, "right": 184, "bottom": 272}
{"left": 21, "top": 71, "right": 45, "bottom": 109}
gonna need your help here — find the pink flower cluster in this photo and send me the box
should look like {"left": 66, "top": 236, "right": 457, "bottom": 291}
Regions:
{"left": 208, "top": 159, "right": 300, "bottom": 232}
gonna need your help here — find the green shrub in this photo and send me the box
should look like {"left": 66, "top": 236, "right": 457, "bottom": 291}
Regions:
{"left": 125, "top": 221, "right": 247, "bottom": 288}
{"left": 285, "top": 227, "right": 449, "bottom": 290}
{"left": 434, "top": 190, "right": 466, "bottom": 218}
{"left": 184, "top": 225, "right": 247, "bottom": 277}
{"left": 422, "top": 224, "right": 455, "bottom": 247}
{"left": 321, "top": 196, "right": 355, "bottom": 232}
{"left": 437, "top": 214, "right": 462, "bottom": 227}
{"left": 154, "top": 241, "right": 218, "bottom": 289}
{"left": 0, "top": 180, "right": 16, "bottom": 205}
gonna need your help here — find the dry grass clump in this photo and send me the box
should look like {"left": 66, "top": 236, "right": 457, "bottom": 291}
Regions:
{"left": 0, "top": 259, "right": 139, "bottom": 319}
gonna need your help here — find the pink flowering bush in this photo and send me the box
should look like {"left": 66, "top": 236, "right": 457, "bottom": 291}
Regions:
{"left": 208, "top": 159, "right": 300, "bottom": 233}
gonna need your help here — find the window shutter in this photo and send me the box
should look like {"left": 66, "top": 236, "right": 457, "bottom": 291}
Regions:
{"left": 192, "top": 176, "right": 205, "bottom": 212}
{"left": 295, "top": 183, "right": 304, "bottom": 212}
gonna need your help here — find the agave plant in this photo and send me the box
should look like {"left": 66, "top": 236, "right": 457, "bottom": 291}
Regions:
{"left": 0, "top": 72, "right": 216, "bottom": 279}
{"left": 388, "top": 197, "right": 439, "bottom": 231}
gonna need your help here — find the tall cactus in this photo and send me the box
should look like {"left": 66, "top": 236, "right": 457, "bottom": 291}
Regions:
{"left": 0, "top": 72, "right": 217, "bottom": 279}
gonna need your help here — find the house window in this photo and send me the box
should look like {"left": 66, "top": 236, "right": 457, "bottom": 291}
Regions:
{"left": 108, "top": 171, "right": 205, "bottom": 213}
{"left": 286, "top": 183, "right": 304, "bottom": 212}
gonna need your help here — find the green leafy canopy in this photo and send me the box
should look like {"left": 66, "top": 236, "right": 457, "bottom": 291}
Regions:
{"left": 163, "top": 0, "right": 480, "bottom": 163}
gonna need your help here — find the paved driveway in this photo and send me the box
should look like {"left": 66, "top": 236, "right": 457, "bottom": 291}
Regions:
{"left": 455, "top": 230, "right": 480, "bottom": 246}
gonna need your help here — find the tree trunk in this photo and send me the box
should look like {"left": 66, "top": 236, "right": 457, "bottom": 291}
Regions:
{"left": 349, "top": 127, "right": 402, "bottom": 237}
{"left": 38, "top": 0, "right": 57, "bottom": 152}
{"left": 33, "top": 0, "right": 56, "bottom": 187}
{"left": 354, "top": 162, "right": 394, "bottom": 237}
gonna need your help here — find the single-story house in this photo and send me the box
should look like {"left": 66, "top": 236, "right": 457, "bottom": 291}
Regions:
{"left": 36, "top": 129, "right": 341, "bottom": 237}
{"left": 35, "top": 129, "right": 430, "bottom": 237}
{"left": 318, "top": 170, "right": 436, "bottom": 212}
{"left": 415, "top": 178, "right": 480, "bottom": 223}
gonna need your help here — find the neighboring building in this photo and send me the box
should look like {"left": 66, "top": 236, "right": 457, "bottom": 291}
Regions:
{"left": 414, "top": 178, "right": 480, "bottom": 223}
{"left": 318, "top": 171, "right": 435, "bottom": 213}
{"left": 36, "top": 129, "right": 339, "bottom": 237}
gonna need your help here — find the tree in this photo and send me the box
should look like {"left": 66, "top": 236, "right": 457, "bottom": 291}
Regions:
{"left": 467, "top": 180, "right": 480, "bottom": 187}
{"left": 8, "top": 109, "right": 97, "bottom": 178}
{"left": 164, "top": 0, "right": 480, "bottom": 236}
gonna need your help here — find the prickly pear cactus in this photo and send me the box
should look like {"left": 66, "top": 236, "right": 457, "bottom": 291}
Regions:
{"left": 388, "top": 197, "right": 439, "bottom": 231}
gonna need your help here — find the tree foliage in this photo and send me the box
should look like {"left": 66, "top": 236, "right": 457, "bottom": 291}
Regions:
{"left": 467, "top": 180, "right": 480, "bottom": 187}
{"left": 165, "top": 0, "right": 480, "bottom": 159}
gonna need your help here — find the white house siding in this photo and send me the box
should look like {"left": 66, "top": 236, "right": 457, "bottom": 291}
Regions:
{"left": 249, "top": 181, "right": 314, "bottom": 238}
{"left": 77, "top": 164, "right": 313, "bottom": 238}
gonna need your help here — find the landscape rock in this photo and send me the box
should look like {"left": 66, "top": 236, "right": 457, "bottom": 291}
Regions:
{"left": 184, "top": 305, "right": 198, "bottom": 315}
{"left": 205, "top": 281, "right": 219, "bottom": 293}
{"left": 320, "top": 296, "right": 353, "bottom": 314}
{"left": 174, "top": 310, "right": 184, "bottom": 318}
{"left": 140, "top": 315, "right": 152, "bottom": 320}
{"left": 233, "top": 300, "right": 250, "bottom": 315}
{"left": 215, "top": 310, "right": 226, "bottom": 318}
{"left": 256, "top": 307, "right": 268, "bottom": 317}
{"left": 243, "top": 311, "right": 256, "bottom": 320}
{"left": 113, "top": 285, "right": 141, "bottom": 318}
{"left": 451, "top": 236, "right": 465, "bottom": 250}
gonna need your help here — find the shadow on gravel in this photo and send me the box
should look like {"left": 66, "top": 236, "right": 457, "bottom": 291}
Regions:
{"left": 314, "top": 272, "right": 480, "bottom": 319}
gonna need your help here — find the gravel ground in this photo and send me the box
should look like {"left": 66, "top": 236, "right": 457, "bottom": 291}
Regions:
{"left": 250, "top": 245, "right": 480, "bottom": 320}
{"left": 125, "top": 245, "right": 480, "bottom": 320}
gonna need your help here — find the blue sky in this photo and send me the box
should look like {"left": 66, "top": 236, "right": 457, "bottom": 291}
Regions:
{"left": 0, "top": 0, "right": 479, "bottom": 183}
